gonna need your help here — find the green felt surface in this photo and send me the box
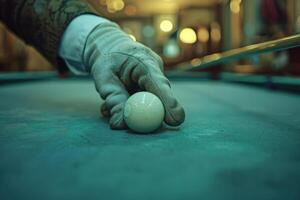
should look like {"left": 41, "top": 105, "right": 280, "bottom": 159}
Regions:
{"left": 1, "top": 79, "right": 300, "bottom": 200}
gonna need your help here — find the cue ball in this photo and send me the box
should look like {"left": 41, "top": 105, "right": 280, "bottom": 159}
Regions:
{"left": 124, "top": 92, "right": 165, "bottom": 133}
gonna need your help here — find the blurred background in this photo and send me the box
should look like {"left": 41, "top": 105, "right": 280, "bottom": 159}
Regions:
{"left": 1, "top": 0, "right": 300, "bottom": 76}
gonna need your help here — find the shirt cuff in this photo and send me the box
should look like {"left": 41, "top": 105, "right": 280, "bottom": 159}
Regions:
{"left": 58, "top": 14, "right": 110, "bottom": 75}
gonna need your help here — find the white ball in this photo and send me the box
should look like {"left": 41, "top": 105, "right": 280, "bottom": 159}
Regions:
{"left": 124, "top": 92, "right": 165, "bottom": 133}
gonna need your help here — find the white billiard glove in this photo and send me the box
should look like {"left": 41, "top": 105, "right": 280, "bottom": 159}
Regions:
{"left": 83, "top": 22, "right": 185, "bottom": 129}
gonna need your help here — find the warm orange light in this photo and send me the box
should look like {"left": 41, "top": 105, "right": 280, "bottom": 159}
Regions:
{"left": 124, "top": 5, "right": 137, "bottom": 16}
{"left": 210, "top": 22, "right": 221, "bottom": 42}
{"left": 197, "top": 27, "right": 209, "bottom": 43}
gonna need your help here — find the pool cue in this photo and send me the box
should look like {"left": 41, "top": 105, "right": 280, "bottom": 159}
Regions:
{"left": 174, "top": 34, "right": 300, "bottom": 71}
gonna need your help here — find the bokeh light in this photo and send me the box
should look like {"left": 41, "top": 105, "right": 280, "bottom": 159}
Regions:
{"left": 142, "top": 25, "right": 155, "bottom": 38}
{"left": 197, "top": 27, "right": 209, "bottom": 43}
{"left": 211, "top": 22, "right": 221, "bottom": 42}
{"left": 179, "top": 28, "right": 197, "bottom": 44}
{"left": 124, "top": 5, "right": 137, "bottom": 16}
{"left": 163, "top": 39, "right": 180, "bottom": 58}
{"left": 113, "top": 0, "right": 125, "bottom": 11}
{"left": 106, "top": 0, "right": 125, "bottom": 13}
{"left": 160, "top": 20, "right": 174, "bottom": 33}
{"left": 190, "top": 58, "right": 202, "bottom": 66}
{"left": 230, "top": 0, "right": 241, "bottom": 14}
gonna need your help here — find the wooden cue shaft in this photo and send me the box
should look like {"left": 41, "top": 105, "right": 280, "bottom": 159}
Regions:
{"left": 175, "top": 34, "right": 300, "bottom": 71}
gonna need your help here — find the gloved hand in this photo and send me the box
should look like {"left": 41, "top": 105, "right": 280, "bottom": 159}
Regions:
{"left": 83, "top": 22, "right": 185, "bottom": 129}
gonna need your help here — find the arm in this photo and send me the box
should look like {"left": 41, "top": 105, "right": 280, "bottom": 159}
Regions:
{"left": 0, "top": 0, "right": 96, "bottom": 65}
{"left": 0, "top": 0, "right": 185, "bottom": 130}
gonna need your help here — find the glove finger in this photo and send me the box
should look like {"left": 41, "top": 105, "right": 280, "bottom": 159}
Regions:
{"left": 131, "top": 59, "right": 185, "bottom": 126}
{"left": 100, "top": 102, "right": 110, "bottom": 118}
{"left": 92, "top": 62, "right": 129, "bottom": 130}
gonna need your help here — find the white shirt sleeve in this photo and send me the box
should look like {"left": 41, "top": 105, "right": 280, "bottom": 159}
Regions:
{"left": 58, "top": 14, "right": 110, "bottom": 75}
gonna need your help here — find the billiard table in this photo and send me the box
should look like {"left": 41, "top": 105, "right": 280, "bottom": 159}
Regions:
{"left": 1, "top": 72, "right": 300, "bottom": 200}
